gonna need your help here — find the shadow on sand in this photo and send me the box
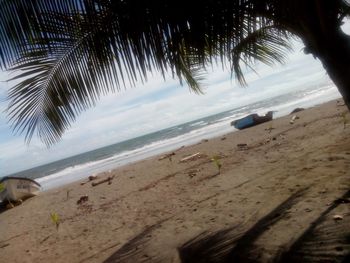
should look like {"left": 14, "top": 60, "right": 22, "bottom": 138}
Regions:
{"left": 103, "top": 189, "right": 350, "bottom": 262}
{"left": 179, "top": 190, "right": 350, "bottom": 263}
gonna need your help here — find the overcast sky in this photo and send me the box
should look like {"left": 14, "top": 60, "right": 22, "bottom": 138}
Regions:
{"left": 1, "top": 24, "right": 348, "bottom": 175}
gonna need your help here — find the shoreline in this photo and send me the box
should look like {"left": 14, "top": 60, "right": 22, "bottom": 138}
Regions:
{"left": 36, "top": 125, "right": 232, "bottom": 191}
{"left": 1, "top": 99, "right": 350, "bottom": 262}
{"left": 33, "top": 88, "right": 342, "bottom": 191}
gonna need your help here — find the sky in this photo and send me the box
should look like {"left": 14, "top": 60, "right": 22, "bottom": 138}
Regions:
{"left": 1, "top": 23, "right": 349, "bottom": 175}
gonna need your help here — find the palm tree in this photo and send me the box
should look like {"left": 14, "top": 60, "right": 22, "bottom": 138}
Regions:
{"left": 1, "top": 0, "right": 349, "bottom": 145}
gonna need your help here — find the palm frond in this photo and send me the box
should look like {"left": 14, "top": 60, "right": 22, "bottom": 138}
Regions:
{"left": 5, "top": 2, "right": 204, "bottom": 145}
{"left": 231, "top": 25, "right": 293, "bottom": 85}
{"left": 7, "top": 12, "right": 119, "bottom": 144}
{"left": 2, "top": 0, "right": 344, "bottom": 144}
{"left": 0, "top": 0, "right": 85, "bottom": 69}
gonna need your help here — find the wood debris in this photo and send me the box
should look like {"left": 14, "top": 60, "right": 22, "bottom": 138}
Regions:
{"left": 89, "top": 175, "right": 98, "bottom": 181}
{"left": 92, "top": 175, "right": 115, "bottom": 187}
{"left": 81, "top": 174, "right": 98, "bottom": 185}
{"left": 179, "top": 152, "right": 206, "bottom": 163}
{"left": 290, "top": 115, "right": 300, "bottom": 124}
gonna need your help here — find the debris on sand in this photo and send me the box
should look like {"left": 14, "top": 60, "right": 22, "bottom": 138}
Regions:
{"left": 89, "top": 175, "right": 98, "bottom": 181}
{"left": 336, "top": 100, "right": 346, "bottom": 106}
{"left": 333, "top": 215, "right": 343, "bottom": 221}
{"left": 92, "top": 175, "right": 115, "bottom": 187}
{"left": 180, "top": 153, "right": 206, "bottom": 163}
{"left": 77, "top": 195, "right": 89, "bottom": 205}
{"left": 187, "top": 169, "right": 200, "bottom": 178}
{"left": 265, "top": 126, "right": 275, "bottom": 133}
{"left": 158, "top": 152, "right": 175, "bottom": 161}
{"left": 81, "top": 174, "right": 98, "bottom": 185}
{"left": 290, "top": 115, "right": 300, "bottom": 124}
{"left": 237, "top": 143, "right": 248, "bottom": 150}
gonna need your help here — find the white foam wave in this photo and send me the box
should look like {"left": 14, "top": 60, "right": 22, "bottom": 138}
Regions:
{"left": 39, "top": 83, "right": 341, "bottom": 190}
{"left": 189, "top": 121, "right": 207, "bottom": 127}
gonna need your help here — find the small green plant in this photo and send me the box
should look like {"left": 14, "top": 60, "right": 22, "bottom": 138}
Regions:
{"left": 0, "top": 182, "right": 4, "bottom": 193}
{"left": 341, "top": 112, "right": 348, "bottom": 129}
{"left": 211, "top": 156, "right": 222, "bottom": 174}
{"left": 50, "top": 212, "right": 60, "bottom": 230}
{"left": 265, "top": 122, "right": 275, "bottom": 133}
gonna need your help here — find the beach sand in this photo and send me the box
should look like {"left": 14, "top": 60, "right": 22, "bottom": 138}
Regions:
{"left": 1, "top": 99, "right": 350, "bottom": 262}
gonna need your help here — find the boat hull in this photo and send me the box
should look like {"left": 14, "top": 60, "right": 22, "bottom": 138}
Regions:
{"left": 231, "top": 115, "right": 256, "bottom": 130}
{"left": 231, "top": 111, "right": 273, "bottom": 130}
{"left": 0, "top": 177, "right": 41, "bottom": 202}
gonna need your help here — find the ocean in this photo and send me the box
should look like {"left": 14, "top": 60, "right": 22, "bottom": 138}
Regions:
{"left": 5, "top": 83, "right": 341, "bottom": 190}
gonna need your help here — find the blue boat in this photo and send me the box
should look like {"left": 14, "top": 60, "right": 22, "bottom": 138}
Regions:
{"left": 231, "top": 111, "right": 274, "bottom": 130}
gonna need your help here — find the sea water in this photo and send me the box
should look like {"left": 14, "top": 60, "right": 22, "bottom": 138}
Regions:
{"left": 4, "top": 83, "right": 341, "bottom": 190}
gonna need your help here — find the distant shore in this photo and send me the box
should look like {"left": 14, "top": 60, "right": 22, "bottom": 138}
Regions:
{"left": 1, "top": 99, "right": 350, "bottom": 262}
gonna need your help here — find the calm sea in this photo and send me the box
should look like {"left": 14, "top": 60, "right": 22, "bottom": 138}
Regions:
{"left": 5, "top": 83, "right": 340, "bottom": 190}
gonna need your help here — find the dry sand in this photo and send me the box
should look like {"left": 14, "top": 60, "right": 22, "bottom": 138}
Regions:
{"left": 1, "top": 99, "right": 350, "bottom": 262}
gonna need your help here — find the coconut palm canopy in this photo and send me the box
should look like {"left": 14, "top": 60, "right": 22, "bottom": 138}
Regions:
{"left": 0, "top": 0, "right": 349, "bottom": 145}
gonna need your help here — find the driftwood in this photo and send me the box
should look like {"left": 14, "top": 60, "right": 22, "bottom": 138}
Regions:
{"left": 89, "top": 175, "right": 98, "bottom": 181}
{"left": 92, "top": 175, "right": 115, "bottom": 187}
{"left": 179, "top": 152, "right": 205, "bottom": 163}
{"left": 80, "top": 175, "right": 98, "bottom": 185}
{"left": 289, "top": 115, "right": 300, "bottom": 124}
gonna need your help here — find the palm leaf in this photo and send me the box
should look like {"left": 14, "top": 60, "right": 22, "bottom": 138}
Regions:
{"left": 231, "top": 25, "right": 293, "bottom": 85}
{"left": 3, "top": 0, "right": 343, "bottom": 144}
{"left": 0, "top": 0, "right": 85, "bottom": 69}
{"left": 5, "top": 3, "right": 204, "bottom": 145}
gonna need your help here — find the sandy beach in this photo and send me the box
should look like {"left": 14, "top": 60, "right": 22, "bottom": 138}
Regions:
{"left": 1, "top": 99, "right": 350, "bottom": 262}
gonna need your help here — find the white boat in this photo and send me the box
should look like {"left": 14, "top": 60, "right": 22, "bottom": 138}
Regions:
{"left": 0, "top": 177, "right": 41, "bottom": 202}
